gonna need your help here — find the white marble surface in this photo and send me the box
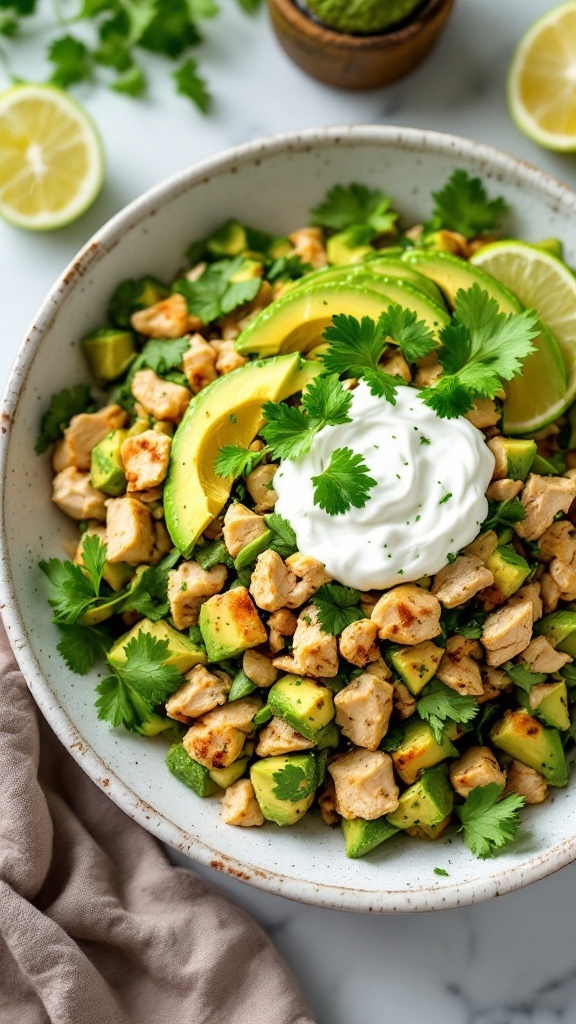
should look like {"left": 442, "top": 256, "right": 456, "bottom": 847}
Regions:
{"left": 3, "top": 1, "right": 576, "bottom": 1021}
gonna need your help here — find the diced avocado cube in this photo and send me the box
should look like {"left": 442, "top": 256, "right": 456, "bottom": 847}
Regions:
{"left": 531, "top": 453, "right": 561, "bottom": 476}
{"left": 198, "top": 587, "right": 267, "bottom": 661}
{"left": 491, "top": 708, "right": 568, "bottom": 786}
{"left": 518, "top": 680, "right": 570, "bottom": 731}
{"left": 391, "top": 719, "right": 457, "bottom": 785}
{"left": 108, "top": 618, "right": 207, "bottom": 673}
{"left": 102, "top": 560, "right": 134, "bottom": 592}
{"left": 406, "top": 815, "right": 452, "bottom": 841}
{"left": 166, "top": 742, "right": 219, "bottom": 797}
{"left": 327, "top": 226, "right": 374, "bottom": 265}
{"left": 341, "top": 817, "right": 399, "bottom": 859}
{"left": 135, "top": 276, "right": 170, "bottom": 308}
{"left": 82, "top": 327, "right": 137, "bottom": 383}
{"left": 267, "top": 674, "right": 335, "bottom": 742}
{"left": 229, "top": 257, "right": 264, "bottom": 283}
{"left": 250, "top": 752, "right": 319, "bottom": 825}
{"left": 496, "top": 526, "right": 514, "bottom": 546}
{"left": 536, "top": 610, "right": 576, "bottom": 654}
{"left": 486, "top": 545, "right": 530, "bottom": 599}
{"left": 269, "top": 236, "right": 292, "bottom": 260}
{"left": 209, "top": 756, "right": 250, "bottom": 789}
{"left": 387, "top": 765, "right": 454, "bottom": 830}
{"left": 206, "top": 219, "right": 248, "bottom": 257}
{"left": 228, "top": 669, "right": 257, "bottom": 702}
{"left": 137, "top": 713, "right": 176, "bottom": 737}
{"left": 314, "top": 721, "right": 340, "bottom": 749}
{"left": 234, "top": 529, "right": 272, "bottom": 571}
{"left": 90, "top": 430, "right": 127, "bottom": 496}
{"left": 495, "top": 438, "right": 537, "bottom": 481}
{"left": 387, "top": 640, "right": 443, "bottom": 696}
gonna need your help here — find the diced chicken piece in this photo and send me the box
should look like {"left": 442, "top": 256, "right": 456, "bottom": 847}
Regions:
{"left": 283, "top": 552, "right": 333, "bottom": 607}
{"left": 464, "top": 530, "right": 498, "bottom": 563}
{"left": 268, "top": 608, "right": 298, "bottom": 635}
{"left": 538, "top": 520, "right": 576, "bottom": 567}
{"left": 105, "top": 495, "right": 156, "bottom": 564}
{"left": 413, "top": 353, "right": 441, "bottom": 388}
{"left": 510, "top": 582, "right": 543, "bottom": 623}
{"left": 288, "top": 227, "right": 327, "bottom": 269}
{"left": 540, "top": 571, "right": 561, "bottom": 613}
{"left": 268, "top": 628, "right": 285, "bottom": 654}
{"left": 481, "top": 598, "right": 533, "bottom": 667}
{"left": 182, "top": 333, "right": 217, "bottom": 393}
{"left": 121, "top": 429, "right": 171, "bottom": 492}
{"left": 255, "top": 717, "right": 314, "bottom": 757}
{"left": 210, "top": 339, "right": 248, "bottom": 375}
{"left": 515, "top": 474, "right": 576, "bottom": 541}
{"left": 150, "top": 520, "right": 173, "bottom": 565}
{"left": 167, "top": 561, "right": 227, "bottom": 629}
{"left": 250, "top": 550, "right": 298, "bottom": 613}
{"left": 379, "top": 349, "right": 411, "bottom": 383}
{"left": 477, "top": 681, "right": 502, "bottom": 704}
{"left": 371, "top": 584, "right": 442, "bottom": 644}
{"left": 504, "top": 760, "right": 548, "bottom": 805}
{"left": 449, "top": 746, "right": 506, "bottom": 799}
{"left": 317, "top": 778, "right": 340, "bottom": 826}
{"left": 130, "top": 292, "right": 190, "bottom": 338}
{"left": 165, "top": 665, "right": 231, "bottom": 723}
{"left": 393, "top": 681, "right": 417, "bottom": 719}
{"left": 328, "top": 749, "right": 399, "bottom": 821}
{"left": 289, "top": 606, "right": 339, "bottom": 678}
{"left": 246, "top": 463, "right": 278, "bottom": 514}
{"left": 432, "top": 554, "right": 494, "bottom": 608}
{"left": 183, "top": 696, "right": 262, "bottom": 769}
{"left": 222, "top": 503, "right": 268, "bottom": 557}
{"left": 52, "top": 404, "right": 127, "bottom": 472}
{"left": 481, "top": 666, "right": 511, "bottom": 691}
{"left": 487, "top": 436, "right": 513, "bottom": 480}
{"left": 486, "top": 478, "right": 523, "bottom": 502}
{"left": 519, "top": 635, "right": 572, "bottom": 673}
{"left": 466, "top": 398, "right": 500, "bottom": 429}
{"left": 52, "top": 467, "right": 107, "bottom": 521}
{"left": 437, "top": 635, "right": 484, "bottom": 696}
{"left": 221, "top": 779, "right": 264, "bottom": 827}
{"left": 364, "top": 657, "right": 392, "bottom": 681}
{"left": 334, "top": 672, "right": 394, "bottom": 751}
{"left": 131, "top": 369, "right": 191, "bottom": 423}
{"left": 339, "top": 618, "right": 380, "bottom": 667}
{"left": 242, "top": 649, "right": 278, "bottom": 688}
{"left": 548, "top": 557, "right": 576, "bottom": 600}
{"left": 429, "top": 228, "right": 470, "bottom": 256}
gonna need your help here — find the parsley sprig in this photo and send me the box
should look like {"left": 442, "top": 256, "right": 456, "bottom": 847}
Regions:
{"left": 417, "top": 678, "right": 479, "bottom": 743}
{"left": 312, "top": 447, "right": 376, "bottom": 516}
{"left": 455, "top": 783, "right": 525, "bottom": 859}
{"left": 311, "top": 583, "right": 363, "bottom": 635}
{"left": 430, "top": 170, "right": 509, "bottom": 239}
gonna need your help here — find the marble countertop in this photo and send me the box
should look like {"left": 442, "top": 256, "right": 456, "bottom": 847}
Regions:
{"left": 3, "top": 1, "right": 576, "bottom": 1020}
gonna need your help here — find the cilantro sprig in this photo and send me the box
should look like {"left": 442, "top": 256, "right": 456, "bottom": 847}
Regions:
{"left": 40, "top": 534, "right": 111, "bottom": 625}
{"left": 214, "top": 445, "right": 266, "bottom": 480}
{"left": 505, "top": 662, "right": 547, "bottom": 694}
{"left": 417, "top": 678, "right": 479, "bottom": 743}
{"left": 311, "top": 183, "right": 398, "bottom": 237}
{"left": 174, "top": 256, "right": 262, "bottom": 324}
{"left": 95, "top": 632, "right": 181, "bottom": 732}
{"left": 261, "top": 373, "right": 352, "bottom": 461}
{"left": 312, "top": 447, "right": 376, "bottom": 516}
{"left": 272, "top": 762, "right": 310, "bottom": 801}
{"left": 430, "top": 170, "right": 509, "bottom": 239}
{"left": 311, "top": 583, "right": 363, "bottom": 635}
{"left": 35, "top": 383, "right": 95, "bottom": 454}
{"left": 481, "top": 497, "right": 526, "bottom": 533}
{"left": 455, "top": 783, "right": 525, "bottom": 859}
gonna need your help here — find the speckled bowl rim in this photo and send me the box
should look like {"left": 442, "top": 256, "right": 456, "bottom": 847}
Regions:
{"left": 3, "top": 125, "right": 576, "bottom": 914}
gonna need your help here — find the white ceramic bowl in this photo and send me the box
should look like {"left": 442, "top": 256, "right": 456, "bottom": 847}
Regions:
{"left": 3, "top": 126, "right": 576, "bottom": 913}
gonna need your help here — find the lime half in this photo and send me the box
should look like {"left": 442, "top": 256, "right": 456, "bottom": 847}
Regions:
{"left": 471, "top": 240, "right": 575, "bottom": 433}
{"left": 0, "top": 84, "right": 104, "bottom": 231}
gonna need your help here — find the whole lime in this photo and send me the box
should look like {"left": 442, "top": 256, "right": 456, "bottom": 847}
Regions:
{"left": 304, "top": 0, "right": 425, "bottom": 35}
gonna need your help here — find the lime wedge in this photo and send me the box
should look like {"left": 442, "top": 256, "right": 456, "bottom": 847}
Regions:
{"left": 471, "top": 241, "right": 573, "bottom": 433}
{"left": 0, "top": 84, "right": 104, "bottom": 231}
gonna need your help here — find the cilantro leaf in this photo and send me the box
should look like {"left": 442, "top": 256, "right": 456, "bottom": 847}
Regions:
{"left": 312, "top": 447, "right": 377, "bottom": 516}
{"left": 174, "top": 257, "right": 261, "bottom": 323}
{"left": 300, "top": 373, "right": 352, "bottom": 425}
{"left": 56, "top": 623, "right": 112, "bottom": 675}
{"left": 214, "top": 445, "right": 265, "bottom": 480}
{"left": 107, "top": 276, "right": 167, "bottom": 327}
{"left": 455, "top": 783, "right": 525, "bottom": 859}
{"left": 362, "top": 368, "right": 399, "bottom": 403}
{"left": 112, "top": 64, "right": 146, "bottom": 96}
{"left": 260, "top": 403, "right": 312, "bottom": 461}
{"left": 35, "top": 384, "right": 94, "bottom": 454}
{"left": 96, "top": 632, "right": 182, "bottom": 732}
{"left": 378, "top": 304, "right": 436, "bottom": 363}
{"left": 311, "top": 183, "right": 398, "bottom": 236}
{"left": 430, "top": 170, "right": 508, "bottom": 238}
{"left": 481, "top": 498, "right": 526, "bottom": 533}
{"left": 264, "top": 513, "right": 298, "bottom": 559}
{"left": 505, "top": 662, "right": 547, "bottom": 694}
{"left": 173, "top": 58, "right": 210, "bottom": 112}
{"left": 380, "top": 725, "right": 405, "bottom": 753}
{"left": 80, "top": 533, "right": 108, "bottom": 596}
{"left": 272, "top": 762, "right": 310, "bottom": 801}
{"left": 311, "top": 583, "right": 363, "bottom": 635}
{"left": 322, "top": 313, "right": 385, "bottom": 376}
{"left": 122, "top": 549, "right": 180, "bottom": 620}
{"left": 417, "top": 678, "right": 479, "bottom": 743}
{"left": 139, "top": 0, "right": 201, "bottom": 57}
{"left": 455, "top": 610, "right": 487, "bottom": 640}
{"left": 194, "top": 539, "right": 234, "bottom": 570}
{"left": 48, "top": 34, "right": 91, "bottom": 88}
{"left": 130, "top": 336, "right": 190, "bottom": 377}
{"left": 39, "top": 557, "right": 99, "bottom": 625}
{"left": 266, "top": 255, "right": 312, "bottom": 282}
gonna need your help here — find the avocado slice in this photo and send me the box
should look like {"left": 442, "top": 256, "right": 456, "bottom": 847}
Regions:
{"left": 536, "top": 610, "right": 576, "bottom": 656}
{"left": 491, "top": 708, "right": 568, "bottom": 786}
{"left": 485, "top": 545, "right": 531, "bottom": 599}
{"left": 163, "top": 353, "right": 321, "bottom": 555}
{"left": 166, "top": 742, "right": 219, "bottom": 797}
{"left": 365, "top": 256, "right": 447, "bottom": 307}
{"left": 198, "top": 586, "right": 267, "bottom": 661}
{"left": 493, "top": 438, "right": 537, "bottom": 481}
{"left": 209, "top": 755, "right": 250, "bottom": 789}
{"left": 402, "top": 249, "right": 521, "bottom": 311}
{"left": 387, "top": 764, "right": 454, "bottom": 830}
{"left": 82, "top": 327, "right": 137, "bottom": 383}
{"left": 250, "top": 752, "right": 319, "bottom": 825}
{"left": 267, "top": 674, "right": 335, "bottom": 742}
{"left": 386, "top": 640, "right": 443, "bottom": 696}
{"left": 108, "top": 618, "right": 207, "bottom": 673}
{"left": 518, "top": 680, "right": 570, "bottom": 731}
{"left": 326, "top": 225, "right": 374, "bottom": 265}
{"left": 392, "top": 719, "right": 458, "bottom": 785}
{"left": 90, "top": 430, "right": 127, "bottom": 496}
{"left": 341, "top": 816, "right": 399, "bottom": 859}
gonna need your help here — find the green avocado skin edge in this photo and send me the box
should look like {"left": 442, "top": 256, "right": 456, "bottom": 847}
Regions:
{"left": 303, "top": 0, "right": 425, "bottom": 35}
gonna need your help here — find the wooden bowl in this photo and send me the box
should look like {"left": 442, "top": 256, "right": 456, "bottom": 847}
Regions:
{"left": 267, "top": 0, "right": 455, "bottom": 89}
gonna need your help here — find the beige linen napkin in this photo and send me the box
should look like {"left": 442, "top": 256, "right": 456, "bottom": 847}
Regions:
{"left": 0, "top": 625, "right": 315, "bottom": 1024}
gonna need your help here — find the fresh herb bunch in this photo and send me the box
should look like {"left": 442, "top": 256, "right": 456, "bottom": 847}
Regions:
{"left": 0, "top": 0, "right": 262, "bottom": 112}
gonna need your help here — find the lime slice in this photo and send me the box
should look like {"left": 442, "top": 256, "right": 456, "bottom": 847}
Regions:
{"left": 0, "top": 84, "right": 104, "bottom": 231}
{"left": 472, "top": 240, "right": 574, "bottom": 433}
{"left": 508, "top": 2, "right": 576, "bottom": 151}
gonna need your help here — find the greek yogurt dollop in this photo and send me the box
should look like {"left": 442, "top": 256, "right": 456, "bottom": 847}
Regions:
{"left": 274, "top": 381, "right": 495, "bottom": 591}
